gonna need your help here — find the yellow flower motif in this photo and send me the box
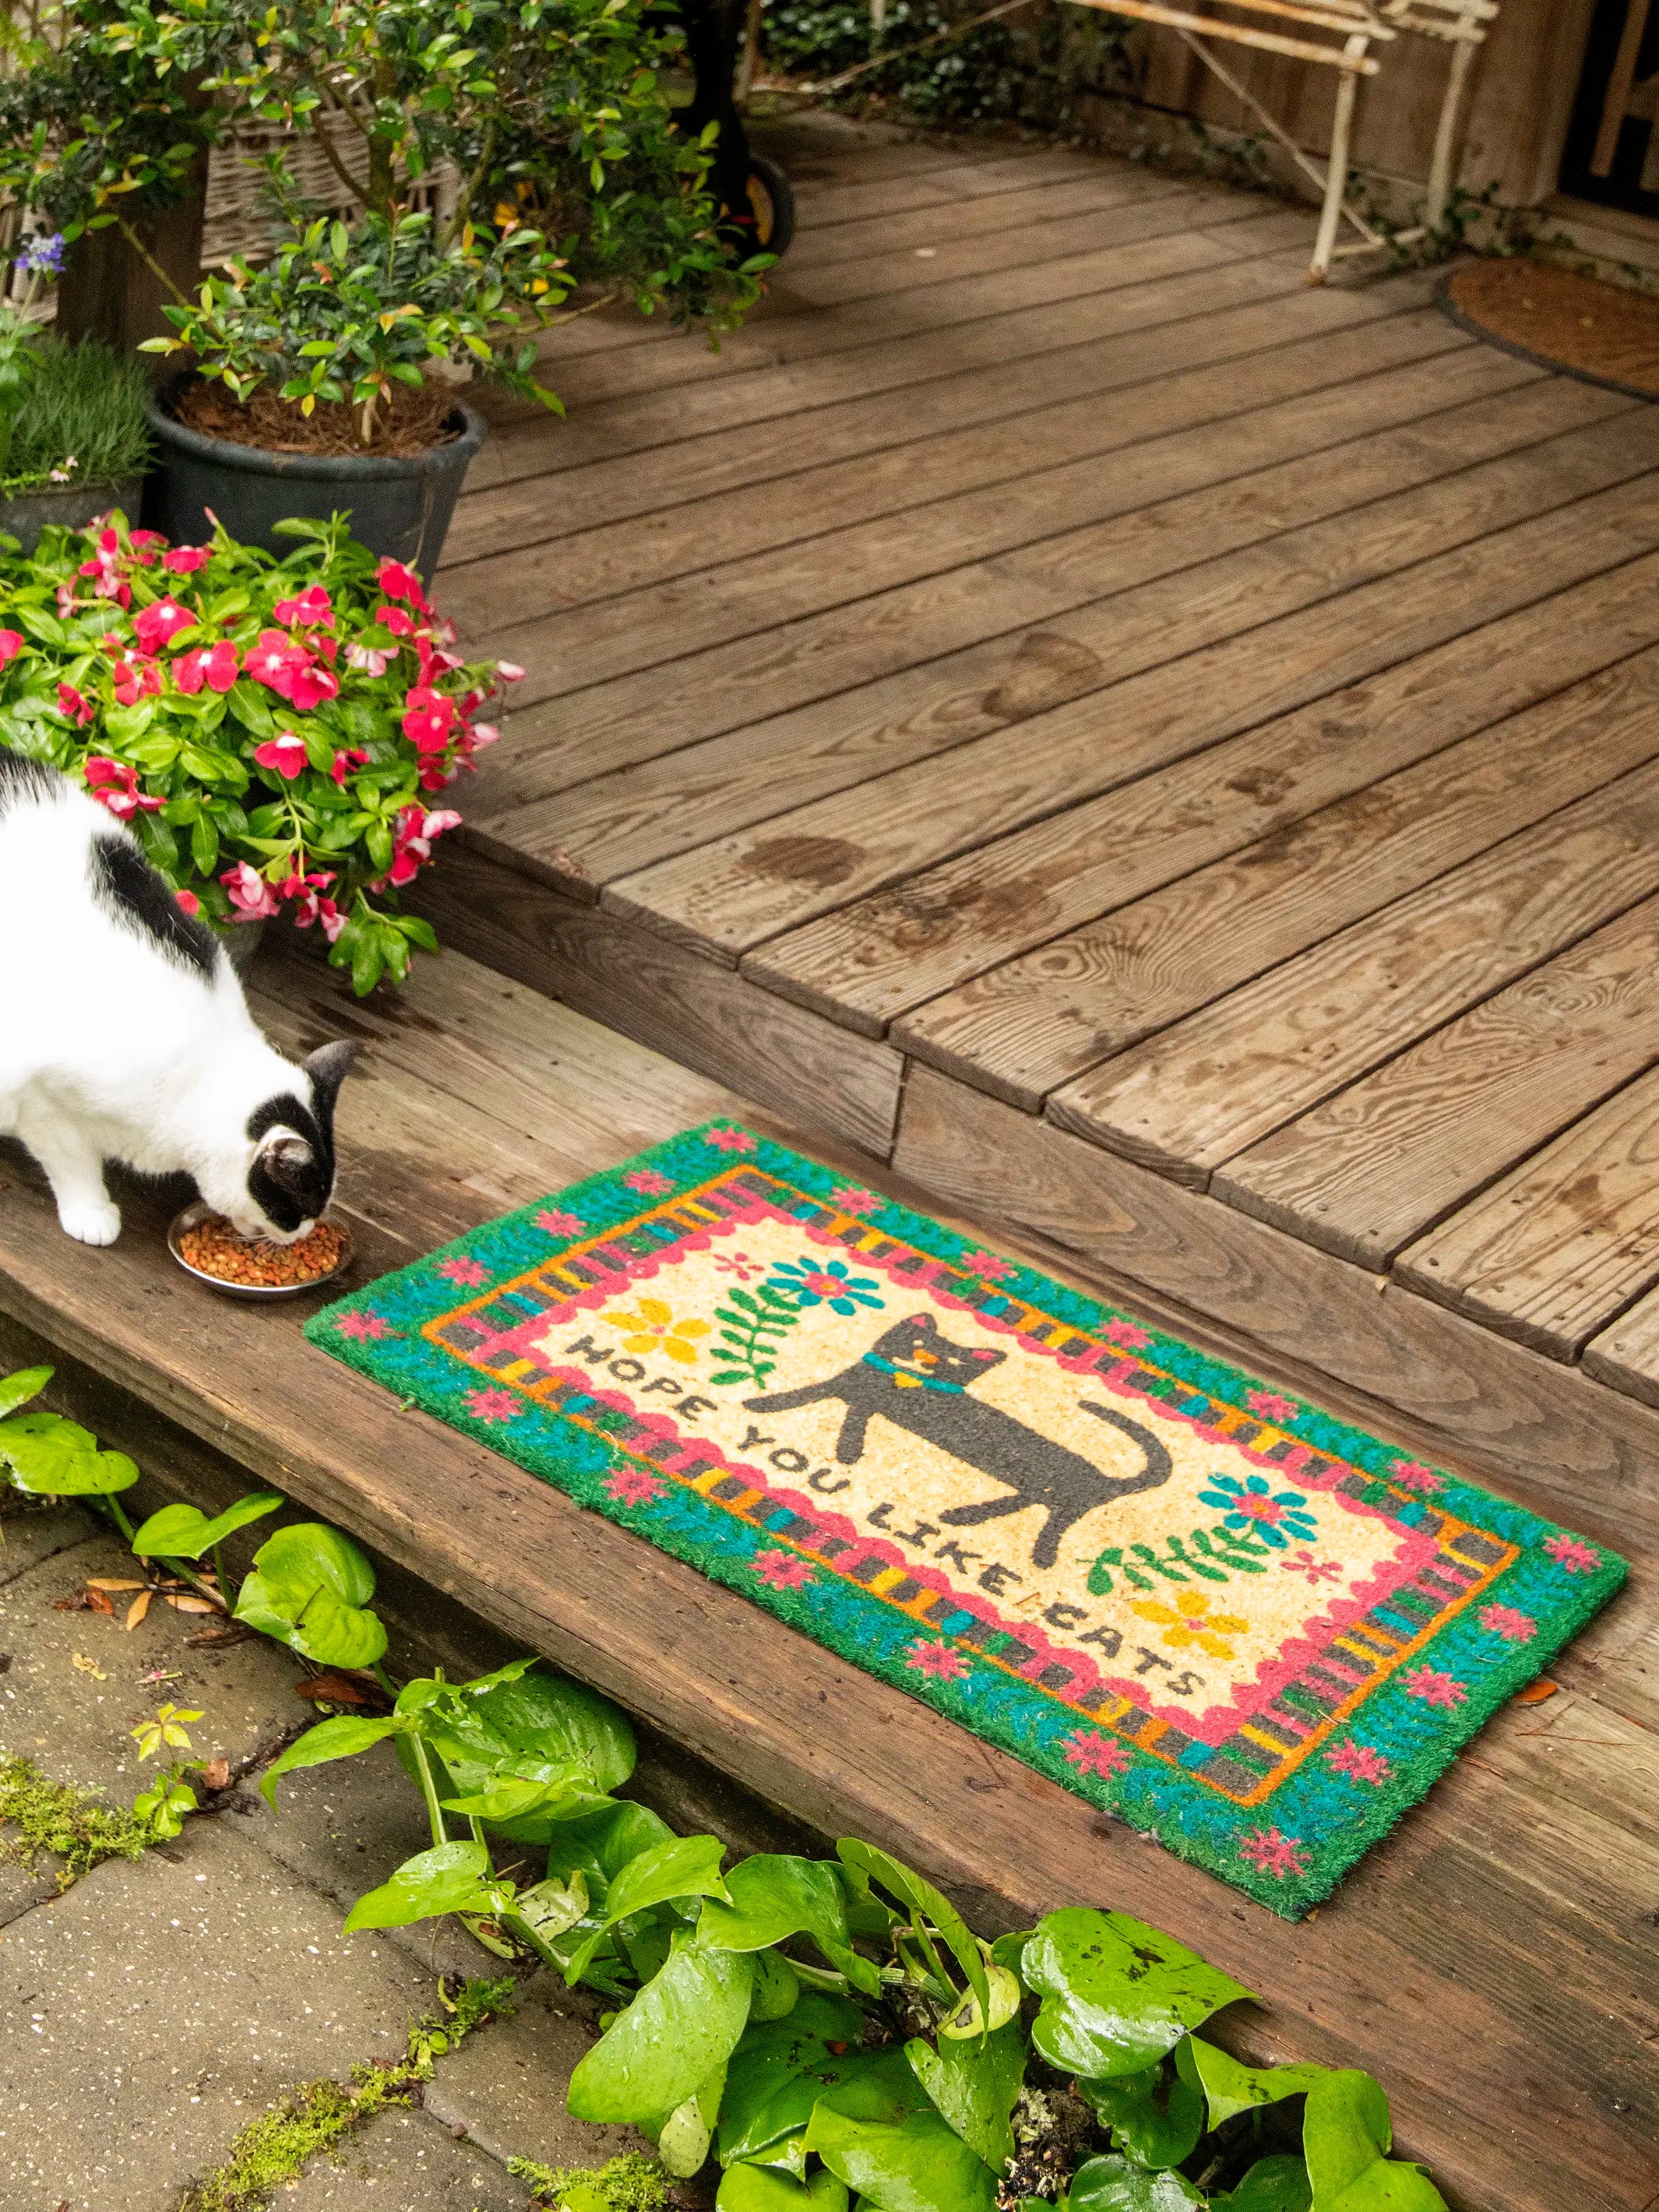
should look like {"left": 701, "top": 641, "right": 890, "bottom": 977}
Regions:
{"left": 604, "top": 1297, "right": 710, "bottom": 1366}
{"left": 1130, "top": 1590, "right": 1250, "bottom": 1661}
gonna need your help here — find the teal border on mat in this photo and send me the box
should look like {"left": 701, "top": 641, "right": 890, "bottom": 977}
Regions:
{"left": 305, "top": 1121, "right": 1627, "bottom": 1918}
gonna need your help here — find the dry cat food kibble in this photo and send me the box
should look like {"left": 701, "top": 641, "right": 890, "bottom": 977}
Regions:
{"left": 178, "top": 1216, "right": 346, "bottom": 1288}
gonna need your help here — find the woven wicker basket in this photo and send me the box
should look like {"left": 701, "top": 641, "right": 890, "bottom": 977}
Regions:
{"left": 203, "top": 116, "right": 460, "bottom": 267}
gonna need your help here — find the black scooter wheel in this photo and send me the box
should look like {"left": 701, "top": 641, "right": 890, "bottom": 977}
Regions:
{"left": 744, "top": 153, "right": 795, "bottom": 258}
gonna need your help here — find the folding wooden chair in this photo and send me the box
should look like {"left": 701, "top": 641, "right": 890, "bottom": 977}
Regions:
{"left": 1058, "top": 0, "right": 1498, "bottom": 280}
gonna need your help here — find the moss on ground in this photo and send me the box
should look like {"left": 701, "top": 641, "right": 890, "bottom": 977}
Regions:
{"left": 508, "top": 2150, "right": 670, "bottom": 2212}
{"left": 0, "top": 1753, "right": 153, "bottom": 1887}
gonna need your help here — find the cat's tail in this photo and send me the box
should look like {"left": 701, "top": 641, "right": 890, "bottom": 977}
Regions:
{"left": 1077, "top": 1401, "right": 1174, "bottom": 1495}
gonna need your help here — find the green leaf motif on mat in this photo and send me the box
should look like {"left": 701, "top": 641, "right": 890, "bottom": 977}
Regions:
{"left": 1086, "top": 1525, "right": 1274, "bottom": 1595}
{"left": 1024, "top": 1909, "right": 1255, "bottom": 2080}
{"left": 709, "top": 1282, "right": 805, "bottom": 1391}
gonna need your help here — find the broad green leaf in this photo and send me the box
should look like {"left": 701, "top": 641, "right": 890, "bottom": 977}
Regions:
{"left": 568, "top": 1936, "right": 754, "bottom": 2124}
{"left": 837, "top": 1840, "right": 989, "bottom": 2036}
{"left": 441, "top": 1667, "right": 636, "bottom": 1840}
{"left": 343, "top": 1841, "right": 495, "bottom": 1932}
{"left": 131, "top": 1490, "right": 284, "bottom": 1559}
{"left": 0, "top": 1414, "right": 138, "bottom": 1495}
{"left": 937, "top": 1957, "right": 1023, "bottom": 2040}
{"left": 651, "top": 2061, "right": 727, "bottom": 2178}
{"left": 1304, "top": 2073, "right": 1447, "bottom": 2211}
{"left": 501, "top": 1872, "right": 590, "bottom": 1967}
{"left": 285, "top": 1583, "right": 389, "bottom": 1668}
{"left": 1068, "top": 2156, "right": 1203, "bottom": 2212}
{"left": 565, "top": 1833, "right": 731, "bottom": 1984}
{"left": 260, "top": 1715, "right": 407, "bottom": 1807}
{"left": 750, "top": 1950, "right": 801, "bottom": 2022}
{"left": 699, "top": 1854, "right": 881, "bottom": 1993}
{"left": 1024, "top": 1908, "right": 1254, "bottom": 2079}
{"left": 905, "top": 2018, "right": 1024, "bottom": 2171}
{"left": 717, "top": 1997, "right": 897, "bottom": 2168}
{"left": 803, "top": 2105, "right": 997, "bottom": 2212}
{"left": 234, "top": 1523, "right": 386, "bottom": 1668}
{"left": 1213, "top": 2157, "right": 1314, "bottom": 2212}
{"left": 1188, "top": 2039, "right": 1329, "bottom": 2129}
{"left": 0, "top": 1365, "right": 51, "bottom": 1417}
{"left": 1079, "top": 2040, "right": 1203, "bottom": 2171}
{"left": 719, "top": 2168, "right": 851, "bottom": 2211}
{"left": 546, "top": 1801, "right": 677, "bottom": 1898}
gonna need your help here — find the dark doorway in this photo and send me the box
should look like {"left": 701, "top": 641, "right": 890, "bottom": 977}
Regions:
{"left": 1561, "top": 0, "right": 1659, "bottom": 214}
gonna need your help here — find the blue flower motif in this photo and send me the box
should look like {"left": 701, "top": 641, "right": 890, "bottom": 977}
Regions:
{"left": 770, "top": 1256, "right": 885, "bottom": 1316}
{"left": 1196, "top": 1472, "right": 1317, "bottom": 1551}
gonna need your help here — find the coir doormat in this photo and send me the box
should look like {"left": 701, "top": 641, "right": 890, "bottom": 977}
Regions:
{"left": 307, "top": 1123, "right": 1625, "bottom": 1916}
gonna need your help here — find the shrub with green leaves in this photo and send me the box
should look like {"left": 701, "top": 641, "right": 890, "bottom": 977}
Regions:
{"left": 2, "top": 335, "right": 151, "bottom": 498}
{"left": 0, "top": 510, "right": 513, "bottom": 992}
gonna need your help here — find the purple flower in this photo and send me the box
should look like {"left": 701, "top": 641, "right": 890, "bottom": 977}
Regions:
{"left": 18, "top": 232, "right": 65, "bottom": 278}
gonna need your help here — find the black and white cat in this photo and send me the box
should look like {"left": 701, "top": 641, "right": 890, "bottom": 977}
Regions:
{"left": 0, "top": 745, "right": 357, "bottom": 1247}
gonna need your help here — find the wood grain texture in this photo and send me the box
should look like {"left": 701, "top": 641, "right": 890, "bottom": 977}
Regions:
{"left": 1051, "top": 751, "right": 1659, "bottom": 1188}
{"left": 896, "top": 641, "right": 1659, "bottom": 1106}
{"left": 1397, "top": 1062, "right": 1659, "bottom": 1360}
{"left": 1583, "top": 1284, "right": 1659, "bottom": 1411}
{"left": 1215, "top": 893, "right": 1659, "bottom": 1269}
{"left": 615, "top": 456, "right": 1659, "bottom": 963}
{"left": 0, "top": 947, "right": 1652, "bottom": 2212}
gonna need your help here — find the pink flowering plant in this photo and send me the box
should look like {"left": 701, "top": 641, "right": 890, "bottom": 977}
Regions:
{"left": 0, "top": 509, "right": 516, "bottom": 992}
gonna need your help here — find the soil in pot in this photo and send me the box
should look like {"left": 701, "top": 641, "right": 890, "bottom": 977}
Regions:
{"left": 173, "top": 379, "right": 463, "bottom": 460}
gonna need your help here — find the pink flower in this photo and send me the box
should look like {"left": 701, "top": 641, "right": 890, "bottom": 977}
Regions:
{"left": 463, "top": 1386, "right": 521, "bottom": 1424}
{"left": 375, "top": 603, "right": 417, "bottom": 639}
{"left": 253, "top": 731, "right": 308, "bottom": 780}
{"left": 1103, "top": 1319, "right": 1151, "bottom": 1351}
{"left": 0, "top": 628, "right": 22, "bottom": 664}
{"left": 273, "top": 585, "right": 333, "bottom": 628}
{"left": 175, "top": 889, "right": 201, "bottom": 918}
{"left": 535, "top": 1208, "right": 585, "bottom": 1236}
{"left": 1479, "top": 1602, "right": 1537, "bottom": 1643}
{"left": 220, "top": 861, "right": 280, "bottom": 920}
{"left": 329, "top": 746, "right": 370, "bottom": 788}
{"left": 172, "top": 640, "right": 241, "bottom": 695}
{"left": 375, "top": 804, "right": 459, "bottom": 891}
{"left": 624, "top": 1168, "right": 673, "bottom": 1198}
{"left": 713, "top": 1251, "right": 760, "bottom": 1280}
{"left": 1543, "top": 1533, "right": 1601, "bottom": 1575}
{"left": 1390, "top": 1460, "right": 1444, "bottom": 1493}
{"left": 110, "top": 657, "right": 161, "bottom": 708}
{"left": 57, "top": 682, "right": 94, "bottom": 727}
{"left": 346, "top": 642, "right": 393, "bottom": 678}
{"left": 163, "top": 545, "right": 211, "bottom": 575}
{"left": 286, "top": 660, "right": 339, "bottom": 712}
{"left": 314, "top": 898, "right": 347, "bottom": 944}
{"left": 1281, "top": 1550, "right": 1342, "bottom": 1585}
{"left": 752, "top": 1549, "right": 815, "bottom": 1591}
{"left": 1238, "top": 1826, "right": 1309, "bottom": 1879}
{"left": 963, "top": 1249, "right": 1014, "bottom": 1281}
{"left": 905, "top": 1640, "right": 971, "bottom": 1682}
{"left": 83, "top": 756, "right": 164, "bottom": 819}
{"left": 376, "top": 558, "right": 428, "bottom": 608}
{"left": 132, "top": 597, "right": 195, "bottom": 654}
{"left": 703, "top": 1127, "right": 756, "bottom": 1153}
{"left": 1246, "top": 1389, "right": 1299, "bottom": 1422}
{"left": 606, "top": 1467, "right": 665, "bottom": 1506}
{"left": 469, "top": 722, "right": 499, "bottom": 750}
{"left": 1063, "top": 1731, "right": 1131, "bottom": 1779}
{"left": 1404, "top": 1666, "right": 1467, "bottom": 1712}
{"left": 495, "top": 659, "right": 526, "bottom": 682}
{"left": 276, "top": 866, "right": 335, "bottom": 907}
{"left": 829, "top": 1186, "right": 881, "bottom": 1214}
{"left": 438, "top": 1256, "right": 491, "bottom": 1287}
{"left": 1325, "top": 1740, "right": 1391, "bottom": 1786}
{"left": 336, "top": 1310, "right": 394, "bottom": 1341}
{"left": 401, "top": 685, "right": 457, "bottom": 754}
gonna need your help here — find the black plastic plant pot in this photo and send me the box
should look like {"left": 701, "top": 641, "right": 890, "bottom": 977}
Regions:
{"left": 0, "top": 476, "right": 144, "bottom": 555}
{"left": 143, "top": 378, "right": 486, "bottom": 579}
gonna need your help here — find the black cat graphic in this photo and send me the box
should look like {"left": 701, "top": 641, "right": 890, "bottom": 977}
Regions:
{"left": 745, "top": 1312, "right": 1171, "bottom": 1569}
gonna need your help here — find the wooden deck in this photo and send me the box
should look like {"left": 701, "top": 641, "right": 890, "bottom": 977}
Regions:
{"left": 0, "top": 938, "right": 1653, "bottom": 2212}
{"left": 418, "top": 108, "right": 1659, "bottom": 1547}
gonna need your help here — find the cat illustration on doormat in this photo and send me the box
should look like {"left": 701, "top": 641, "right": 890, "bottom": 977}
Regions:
{"left": 745, "top": 1312, "right": 1171, "bottom": 1569}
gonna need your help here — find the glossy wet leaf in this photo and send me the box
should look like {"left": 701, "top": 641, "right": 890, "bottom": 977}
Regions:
{"left": 259, "top": 1714, "right": 407, "bottom": 1807}
{"left": 1068, "top": 2155, "right": 1203, "bottom": 2211}
{"left": 937, "top": 1957, "right": 1023, "bottom": 2039}
{"left": 750, "top": 1949, "right": 801, "bottom": 2021}
{"left": 1212, "top": 2156, "right": 1314, "bottom": 2212}
{"left": 546, "top": 1800, "right": 677, "bottom": 1897}
{"left": 1189, "top": 2038, "right": 1329, "bottom": 2129}
{"left": 568, "top": 1936, "right": 754, "bottom": 2124}
{"left": 1080, "top": 2038, "right": 1203, "bottom": 2170}
{"left": 235, "top": 1523, "right": 386, "bottom": 1667}
{"left": 803, "top": 2104, "right": 998, "bottom": 2212}
{"left": 343, "top": 1840, "right": 495, "bottom": 1932}
{"left": 1024, "top": 1908, "right": 1255, "bottom": 2078}
{"left": 0, "top": 1414, "right": 139, "bottom": 1495}
{"left": 837, "top": 1839, "right": 989, "bottom": 2034}
{"left": 1304, "top": 2073, "right": 1447, "bottom": 2211}
{"left": 719, "top": 2168, "right": 851, "bottom": 2212}
{"left": 905, "top": 2017, "right": 1024, "bottom": 2170}
{"left": 698, "top": 1853, "right": 880, "bottom": 1992}
{"left": 435, "top": 1667, "right": 636, "bottom": 1841}
{"left": 650, "top": 2060, "right": 727, "bottom": 2178}
{"left": 131, "top": 1490, "right": 284, "bottom": 1558}
{"left": 564, "top": 1833, "right": 731, "bottom": 1982}
{"left": 716, "top": 1995, "right": 896, "bottom": 2168}
{"left": 0, "top": 1365, "right": 52, "bottom": 1416}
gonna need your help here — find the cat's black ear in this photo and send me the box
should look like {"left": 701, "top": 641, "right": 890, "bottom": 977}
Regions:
{"left": 911, "top": 1314, "right": 940, "bottom": 1336}
{"left": 304, "top": 1041, "right": 361, "bottom": 1129}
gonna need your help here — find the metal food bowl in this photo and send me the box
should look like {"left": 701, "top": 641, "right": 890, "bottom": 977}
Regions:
{"left": 166, "top": 1200, "right": 354, "bottom": 1301}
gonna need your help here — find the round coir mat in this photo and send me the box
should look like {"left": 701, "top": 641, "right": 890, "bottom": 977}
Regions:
{"left": 1442, "top": 258, "right": 1659, "bottom": 401}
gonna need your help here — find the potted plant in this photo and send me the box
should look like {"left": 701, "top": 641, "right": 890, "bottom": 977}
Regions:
{"left": 0, "top": 0, "right": 772, "bottom": 572}
{"left": 0, "top": 510, "right": 520, "bottom": 993}
{"left": 0, "top": 235, "right": 151, "bottom": 552}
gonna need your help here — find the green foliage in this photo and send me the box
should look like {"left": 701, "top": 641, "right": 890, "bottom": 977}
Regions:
{"left": 0, "top": 1365, "right": 139, "bottom": 1499}
{"left": 235, "top": 1521, "right": 389, "bottom": 1668}
{"left": 178, "top": 1975, "right": 512, "bottom": 2210}
{"left": 0, "top": 1753, "right": 156, "bottom": 1886}
{"left": 0, "top": 511, "right": 505, "bottom": 993}
{"left": 1024, "top": 1909, "right": 1255, "bottom": 2078}
{"left": 509, "top": 2150, "right": 671, "bottom": 2212}
{"left": 710, "top": 1280, "right": 806, "bottom": 1391}
{"left": 1, "top": 336, "right": 151, "bottom": 498}
{"left": 131, "top": 1489, "right": 283, "bottom": 1559}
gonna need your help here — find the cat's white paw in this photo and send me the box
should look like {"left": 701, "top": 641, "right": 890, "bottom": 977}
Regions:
{"left": 58, "top": 1199, "right": 122, "bottom": 1246}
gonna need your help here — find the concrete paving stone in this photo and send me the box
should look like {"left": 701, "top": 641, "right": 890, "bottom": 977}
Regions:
{"left": 0, "top": 1816, "right": 452, "bottom": 2212}
{"left": 0, "top": 1527, "right": 303, "bottom": 1802}
{"left": 0, "top": 1502, "right": 97, "bottom": 1590}
{"left": 424, "top": 1971, "right": 643, "bottom": 2175}
{"left": 284, "top": 2105, "right": 534, "bottom": 2209}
